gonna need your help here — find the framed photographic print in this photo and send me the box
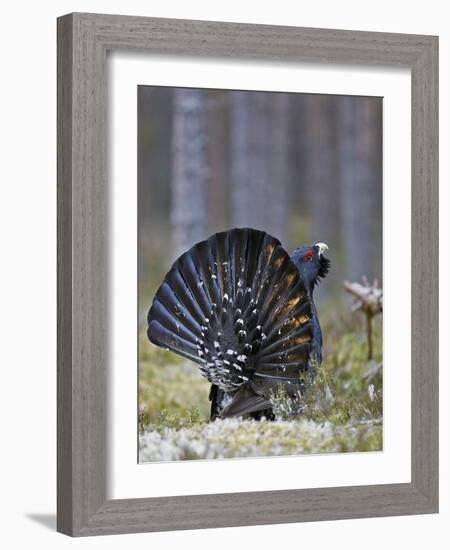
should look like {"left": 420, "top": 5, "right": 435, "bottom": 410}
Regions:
{"left": 57, "top": 13, "right": 438, "bottom": 536}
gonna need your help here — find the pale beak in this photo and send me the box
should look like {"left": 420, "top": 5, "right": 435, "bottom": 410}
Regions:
{"left": 315, "top": 242, "right": 329, "bottom": 256}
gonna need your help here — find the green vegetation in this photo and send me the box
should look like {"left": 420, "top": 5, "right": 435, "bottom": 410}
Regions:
{"left": 139, "top": 332, "right": 211, "bottom": 429}
{"left": 302, "top": 310, "right": 383, "bottom": 425}
{"left": 139, "top": 306, "right": 383, "bottom": 461}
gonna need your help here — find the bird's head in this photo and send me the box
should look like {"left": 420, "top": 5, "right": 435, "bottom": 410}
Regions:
{"left": 291, "top": 242, "right": 330, "bottom": 292}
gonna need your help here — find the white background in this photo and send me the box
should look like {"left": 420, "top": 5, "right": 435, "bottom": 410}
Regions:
{"left": 0, "top": 1, "right": 447, "bottom": 549}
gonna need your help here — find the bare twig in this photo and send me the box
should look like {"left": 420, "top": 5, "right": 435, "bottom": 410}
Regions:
{"left": 344, "top": 278, "right": 383, "bottom": 360}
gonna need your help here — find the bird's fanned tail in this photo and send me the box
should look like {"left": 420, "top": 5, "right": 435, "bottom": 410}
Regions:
{"left": 147, "top": 228, "right": 315, "bottom": 419}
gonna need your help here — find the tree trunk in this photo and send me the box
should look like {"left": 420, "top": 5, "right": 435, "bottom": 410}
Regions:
{"left": 269, "top": 93, "right": 291, "bottom": 244}
{"left": 304, "top": 95, "right": 340, "bottom": 251}
{"left": 171, "top": 88, "right": 209, "bottom": 258}
{"left": 339, "top": 96, "right": 382, "bottom": 281}
{"left": 206, "top": 90, "right": 229, "bottom": 234}
{"left": 229, "top": 91, "right": 291, "bottom": 243}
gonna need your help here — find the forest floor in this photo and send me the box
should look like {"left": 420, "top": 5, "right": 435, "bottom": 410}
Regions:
{"left": 139, "top": 308, "right": 383, "bottom": 462}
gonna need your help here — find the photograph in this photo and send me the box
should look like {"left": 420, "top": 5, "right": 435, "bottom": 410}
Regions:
{"left": 138, "top": 86, "right": 383, "bottom": 462}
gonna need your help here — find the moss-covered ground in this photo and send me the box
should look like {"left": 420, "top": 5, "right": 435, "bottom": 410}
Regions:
{"left": 139, "top": 306, "right": 383, "bottom": 462}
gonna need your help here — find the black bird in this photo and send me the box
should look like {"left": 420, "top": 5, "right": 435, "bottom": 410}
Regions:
{"left": 147, "top": 228, "right": 330, "bottom": 420}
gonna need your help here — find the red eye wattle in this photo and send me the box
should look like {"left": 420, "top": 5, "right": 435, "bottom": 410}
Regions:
{"left": 303, "top": 250, "right": 314, "bottom": 261}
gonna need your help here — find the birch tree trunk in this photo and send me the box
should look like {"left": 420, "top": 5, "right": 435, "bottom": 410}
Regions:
{"left": 171, "top": 89, "right": 209, "bottom": 258}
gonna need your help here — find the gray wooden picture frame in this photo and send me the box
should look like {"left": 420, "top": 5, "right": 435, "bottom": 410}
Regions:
{"left": 57, "top": 12, "right": 438, "bottom": 537}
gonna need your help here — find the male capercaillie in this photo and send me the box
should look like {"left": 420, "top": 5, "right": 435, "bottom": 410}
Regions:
{"left": 147, "top": 228, "right": 330, "bottom": 420}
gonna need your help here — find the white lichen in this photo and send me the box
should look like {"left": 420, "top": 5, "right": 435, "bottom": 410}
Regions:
{"left": 139, "top": 417, "right": 382, "bottom": 462}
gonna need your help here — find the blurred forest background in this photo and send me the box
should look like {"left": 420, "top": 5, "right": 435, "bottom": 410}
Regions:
{"left": 138, "top": 87, "right": 382, "bottom": 315}
{"left": 138, "top": 87, "right": 383, "bottom": 461}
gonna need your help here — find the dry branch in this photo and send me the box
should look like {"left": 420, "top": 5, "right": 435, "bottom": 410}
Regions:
{"left": 344, "top": 277, "right": 383, "bottom": 315}
{"left": 344, "top": 277, "right": 383, "bottom": 360}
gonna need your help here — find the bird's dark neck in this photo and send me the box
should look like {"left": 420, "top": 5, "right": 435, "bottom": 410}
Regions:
{"left": 306, "top": 284, "right": 323, "bottom": 362}
{"left": 307, "top": 281, "right": 315, "bottom": 297}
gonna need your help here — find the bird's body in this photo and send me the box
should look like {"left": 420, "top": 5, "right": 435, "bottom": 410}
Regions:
{"left": 147, "top": 228, "right": 330, "bottom": 420}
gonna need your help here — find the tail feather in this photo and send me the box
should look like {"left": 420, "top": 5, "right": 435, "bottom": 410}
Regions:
{"left": 147, "top": 320, "right": 200, "bottom": 362}
{"left": 220, "top": 385, "right": 271, "bottom": 418}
